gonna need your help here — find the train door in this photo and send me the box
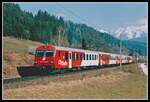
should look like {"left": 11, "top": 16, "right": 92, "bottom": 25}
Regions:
{"left": 116, "top": 56, "right": 119, "bottom": 64}
{"left": 106, "top": 55, "right": 110, "bottom": 65}
{"left": 99, "top": 54, "right": 101, "bottom": 66}
{"left": 69, "top": 51, "right": 72, "bottom": 68}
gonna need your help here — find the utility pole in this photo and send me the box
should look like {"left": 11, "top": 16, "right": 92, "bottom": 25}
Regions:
{"left": 58, "top": 26, "right": 61, "bottom": 46}
{"left": 136, "top": 53, "right": 138, "bottom": 64}
{"left": 120, "top": 33, "right": 122, "bottom": 69}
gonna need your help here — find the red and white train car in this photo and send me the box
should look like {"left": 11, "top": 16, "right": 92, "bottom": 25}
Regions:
{"left": 33, "top": 44, "right": 133, "bottom": 70}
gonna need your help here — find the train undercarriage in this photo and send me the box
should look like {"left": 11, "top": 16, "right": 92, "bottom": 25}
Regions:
{"left": 17, "top": 62, "right": 132, "bottom": 77}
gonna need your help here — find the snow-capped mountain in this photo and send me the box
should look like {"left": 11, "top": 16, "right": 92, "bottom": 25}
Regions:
{"left": 99, "top": 29, "right": 109, "bottom": 34}
{"left": 114, "top": 18, "right": 148, "bottom": 40}
{"left": 114, "top": 26, "right": 147, "bottom": 40}
{"left": 98, "top": 28, "right": 147, "bottom": 43}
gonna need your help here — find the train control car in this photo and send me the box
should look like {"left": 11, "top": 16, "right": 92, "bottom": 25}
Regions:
{"left": 34, "top": 45, "right": 99, "bottom": 69}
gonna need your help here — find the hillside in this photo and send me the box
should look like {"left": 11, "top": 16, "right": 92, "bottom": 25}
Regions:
{"left": 3, "top": 37, "right": 44, "bottom": 79}
{"left": 2, "top": 3, "right": 128, "bottom": 55}
{"left": 123, "top": 40, "right": 147, "bottom": 56}
{"left": 3, "top": 3, "right": 147, "bottom": 56}
{"left": 128, "top": 37, "right": 147, "bottom": 43}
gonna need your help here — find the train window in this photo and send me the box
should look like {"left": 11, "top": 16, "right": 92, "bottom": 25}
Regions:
{"left": 87, "top": 54, "right": 88, "bottom": 60}
{"left": 92, "top": 55, "right": 94, "bottom": 60}
{"left": 111, "top": 56, "right": 114, "bottom": 60}
{"left": 102, "top": 55, "right": 104, "bottom": 60}
{"left": 58, "top": 51, "right": 60, "bottom": 57}
{"left": 108, "top": 56, "right": 110, "bottom": 60}
{"left": 110, "top": 56, "right": 112, "bottom": 60}
{"left": 72, "top": 52, "right": 75, "bottom": 60}
{"left": 80, "top": 53, "right": 82, "bottom": 60}
{"left": 103, "top": 55, "right": 106, "bottom": 60}
{"left": 74, "top": 53, "right": 76, "bottom": 60}
{"left": 107, "top": 56, "right": 109, "bottom": 60}
{"left": 76, "top": 53, "right": 79, "bottom": 60}
{"left": 35, "top": 51, "right": 44, "bottom": 57}
{"left": 106, "top": 56, "right": 108, "bottom": 60}
{"left": 46, "top": 51, "right": 54, "bottom": 57}
{"left": 65, "top": 52, "right": 68, "bottom": 60}
{"left": 83, "top": 54, "right": 85, "bottom": 60}
{"left": 70, "top": 53, "right": 72, "bottom": 59}
{"left": 36, "top": 50, "right": 54, "bottom": 57}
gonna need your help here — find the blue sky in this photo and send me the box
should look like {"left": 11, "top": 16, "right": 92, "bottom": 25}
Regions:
{"left": 15, "top": 2, "right": 148, "bottom": 34}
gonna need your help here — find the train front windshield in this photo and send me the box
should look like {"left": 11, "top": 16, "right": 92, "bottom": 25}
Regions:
{"left": 35, "top": 50, "right": 54, "bottom": 57}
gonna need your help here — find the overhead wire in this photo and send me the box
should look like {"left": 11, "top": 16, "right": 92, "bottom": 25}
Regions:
{"left": 55, "top": 2, "right": 102, "bottom": 31}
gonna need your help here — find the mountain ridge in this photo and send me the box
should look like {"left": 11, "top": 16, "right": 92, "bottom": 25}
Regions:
{"left": 128, "top": 36, "right": 147, "bottom": 43}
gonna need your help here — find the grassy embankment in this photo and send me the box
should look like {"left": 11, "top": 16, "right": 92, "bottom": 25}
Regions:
{"left": 4, "top": 66, "right": 147, "bottom": 99}
{"left": 3, "top": 36, "right": 44, "bottom": 78}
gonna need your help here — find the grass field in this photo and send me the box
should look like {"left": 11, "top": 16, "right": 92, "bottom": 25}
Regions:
{"left": 3, "top": 64, "right": 147, "bottom": 99}
{"left": 3, "top": 36, "right": 43, "bottom": 78}
{"left": 3, "top": 37, "right": 147, "bottom": 99}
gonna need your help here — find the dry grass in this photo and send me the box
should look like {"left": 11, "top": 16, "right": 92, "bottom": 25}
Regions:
{"left": 3, "top": 64, "right": 147, "bottom": 99}
{"left": 3, "top": 37, "right": 43, "bottom": 78}
{"left": 121, "top": 63, "right": 143, "bottom": 74}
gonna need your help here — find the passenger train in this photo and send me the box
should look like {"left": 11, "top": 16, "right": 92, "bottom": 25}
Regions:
{"left": 17, "top": 44, "right": 135, "bottom": 76}
{"left": 33, "top": 44, "right": 134, "bottom": 69}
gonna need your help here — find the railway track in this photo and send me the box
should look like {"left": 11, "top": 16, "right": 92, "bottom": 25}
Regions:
{"left": 3, "top": 64, "right": 123, "bottom": 85}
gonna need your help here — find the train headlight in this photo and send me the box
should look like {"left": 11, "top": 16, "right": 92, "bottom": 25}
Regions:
{"left": 34, "top": 62, "right": 38, "bottom": 64}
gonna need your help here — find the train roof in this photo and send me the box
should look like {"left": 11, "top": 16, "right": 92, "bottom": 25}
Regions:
{"left": 55, "top": 45, "right": 99, "bottom": 53}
